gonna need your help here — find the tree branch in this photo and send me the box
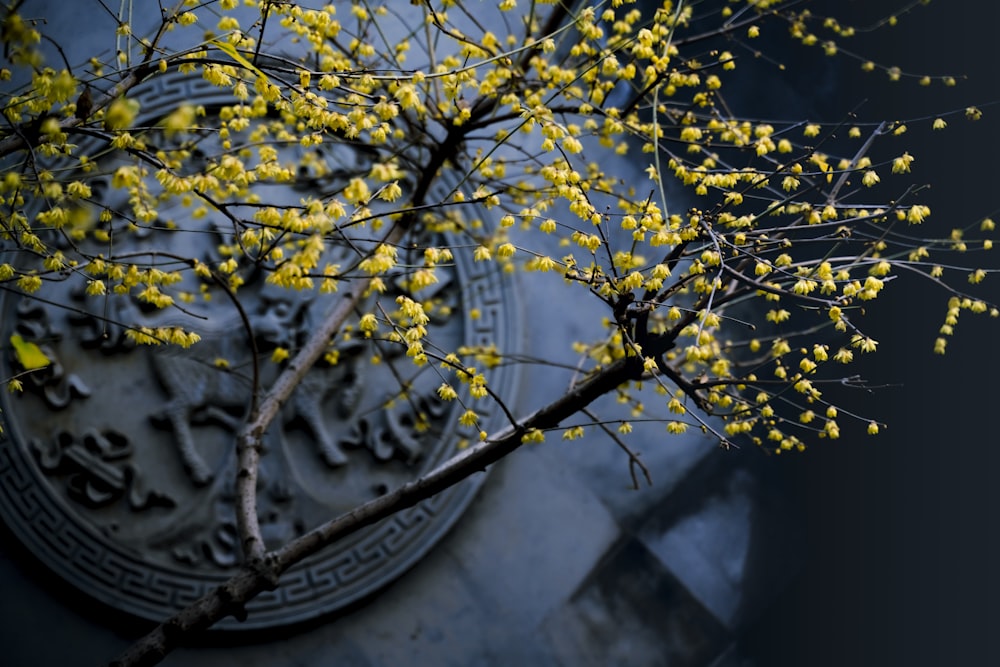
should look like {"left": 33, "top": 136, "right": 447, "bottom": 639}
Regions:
{"left": 111, "top": 353, "right": 642, "bottom": 666}
{"left": 581, "top": 407, "right": 652, "bottom": 491}
{"left": 234, "top": 224, "right": 406, "bottom": 561}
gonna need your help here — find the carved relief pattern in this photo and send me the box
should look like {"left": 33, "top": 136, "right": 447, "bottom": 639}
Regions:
{"left": 0, "top": 73, "right": 519, "bottom": 629}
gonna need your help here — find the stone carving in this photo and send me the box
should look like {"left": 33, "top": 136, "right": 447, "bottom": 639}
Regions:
{"left": 137, "top": 292, "right": 308, "bottom": 486}
{"left": 0, "top": 71, "right": 519, "bottom": 629}
{"left": 14, "top": 300, "right": 92, "bottom": 409}
{"left": 32, "top": 428, "right": 175, "bottom": 512}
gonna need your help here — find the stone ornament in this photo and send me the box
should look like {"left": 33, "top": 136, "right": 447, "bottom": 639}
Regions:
{"left": 0, "top": 72, "right": 519, "bottom": 629}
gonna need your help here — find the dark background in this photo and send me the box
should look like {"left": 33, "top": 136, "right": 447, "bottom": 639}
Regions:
{"left": 741, "top": 2, "right": 1000, "bottom": 665}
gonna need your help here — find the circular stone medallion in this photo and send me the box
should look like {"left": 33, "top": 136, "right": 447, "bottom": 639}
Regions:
{"left": 0, "top": 72, "right": 519, "bottom": 629}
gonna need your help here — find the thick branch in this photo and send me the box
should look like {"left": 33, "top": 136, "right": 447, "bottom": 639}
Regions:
{"left": 234, "top": 225, "right": 406, "bottom": 561}
{"left": 112, "top": 354, "right": 642, "bottom": 667}
{"left": 272, "top": 355, "right": 641, "bottom": 568}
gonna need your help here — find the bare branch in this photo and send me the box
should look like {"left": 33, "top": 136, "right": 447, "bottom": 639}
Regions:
{"left": 111, "top": 353, "right": 641, "bottom": 667}
{"left": 234, "top": 223, "right": 406, "bottom": 561}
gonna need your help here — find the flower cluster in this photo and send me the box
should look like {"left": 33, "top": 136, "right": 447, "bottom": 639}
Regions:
{"left": 1, "top": 0, "right": 995, "bottom": 453}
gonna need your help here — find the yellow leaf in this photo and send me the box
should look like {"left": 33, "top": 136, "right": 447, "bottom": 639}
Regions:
{"left": 210, "top": 39, "right": 271, "bottom": 86}
{"left": 10, "top": 334, "right": 51, "bottom": 370}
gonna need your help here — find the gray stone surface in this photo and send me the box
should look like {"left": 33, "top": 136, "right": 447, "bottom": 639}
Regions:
{"left": 637, "top": 462, "right": 802, "bottom": 633}
{"left": 641, "top": 470, "right": 757, "bottom": 629}
{"left": 1, "top": 424, "right": 796, "bottom": 666}
{"left": 532, "top": 393, "right": 717, "bottom": 526}
{"left": 440, "top": 445, "right": 621, "bottom": 633}
{"left": 542, "top": 538, "right": 729, "bottom": 667}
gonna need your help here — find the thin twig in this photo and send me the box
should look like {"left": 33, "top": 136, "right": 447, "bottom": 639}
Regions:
{"left": 582, "top": 407, "right": 652, "bottom": 490}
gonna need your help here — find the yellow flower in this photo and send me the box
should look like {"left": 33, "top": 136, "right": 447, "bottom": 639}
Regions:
{"left": 851, "top": 335, "right": 878, "bottom": 353}
{"left": 104, "top": 97, "right": 139, "bottom": 130}
{"left": 343, "top": 178, "right": 370, "bottom": 204}
{"left": 17, "top": 275, "right": 42, "bottom": 293}
{"left": 378, "top": 181, "right": 403, "bottom": 202}
{"left": 521, "top": 428, "right": 545, "bottom": 443}
{"left": 892, "top": 152, "right": 914, "bottom": 174}
{"left": 666, "top": 421, "right": 688, "bottom": 434}
{"left": 526, "top": 256, "right": 557, "bottom": 272}
{"left": 459, "top": 409, "right": 478, "bottom": 427}
{"left": 766, "top": 309, "right": 791, "bottom": 323}
{"left": 359, "top": 313, "right": 378, "bottom": 335}
{"left": 437, "top": 383, "right": 458, "bottom": 401}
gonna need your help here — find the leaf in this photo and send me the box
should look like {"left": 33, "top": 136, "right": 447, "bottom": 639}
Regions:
{"left": 10, "top": 334, "right": 51, "bottom": 370}
{"left": 210, "top": 39, "right": 272, "bottom": 86}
